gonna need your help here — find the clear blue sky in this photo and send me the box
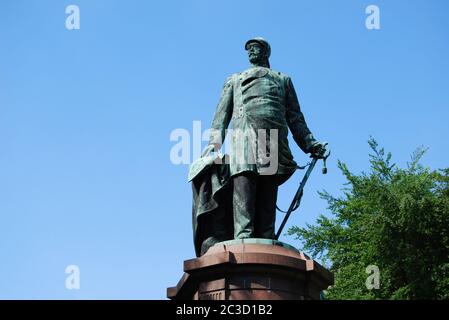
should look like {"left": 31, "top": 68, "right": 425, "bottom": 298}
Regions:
{"left": 0, "top": 0, "right": 448, "bottom": 299}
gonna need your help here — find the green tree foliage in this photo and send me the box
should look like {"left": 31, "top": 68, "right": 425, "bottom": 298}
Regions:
{"left": 288, "top": 138, "right": 449, "bottom": 299}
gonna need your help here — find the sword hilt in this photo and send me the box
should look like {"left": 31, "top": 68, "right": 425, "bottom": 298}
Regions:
{"left": 322, "top": 158, "right": 328, "bottom": 174}
{"left": 320, "top": 142, "right": 330, "bottom": 174}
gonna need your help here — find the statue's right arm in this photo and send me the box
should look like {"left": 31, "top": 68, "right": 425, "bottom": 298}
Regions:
{"left": 208, "top": 76, "right": 234, "bottom": 151}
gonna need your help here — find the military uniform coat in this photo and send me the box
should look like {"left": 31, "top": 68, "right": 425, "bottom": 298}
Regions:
{"left": 209, "top": 66, "right": 316, "bottom": 185}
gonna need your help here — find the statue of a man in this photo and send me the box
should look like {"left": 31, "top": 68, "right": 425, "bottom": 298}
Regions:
{"left": 200, "top": 37, "right": 327, "bottom": 241}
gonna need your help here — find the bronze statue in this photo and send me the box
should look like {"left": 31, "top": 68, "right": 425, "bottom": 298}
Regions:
{"left": 190, "top": 37, "right": 327, "bottom": 256}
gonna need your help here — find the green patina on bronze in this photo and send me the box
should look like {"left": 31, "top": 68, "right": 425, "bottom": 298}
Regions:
{"left": 190, "top": 37, "right": 327, "bottom": 256}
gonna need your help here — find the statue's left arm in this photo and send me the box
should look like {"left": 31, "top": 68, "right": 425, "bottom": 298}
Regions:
{"left": 285, "top": 77, "right": 318, "bottom": 154}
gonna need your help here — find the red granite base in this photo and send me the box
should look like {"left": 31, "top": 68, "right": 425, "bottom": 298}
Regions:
{"left": 167, "top": 242, "right": 333, "bottom": 300}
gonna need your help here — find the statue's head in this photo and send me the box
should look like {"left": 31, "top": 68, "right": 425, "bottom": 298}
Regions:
{"left": 245, "top": 37, "right": 271, "bottom": 68}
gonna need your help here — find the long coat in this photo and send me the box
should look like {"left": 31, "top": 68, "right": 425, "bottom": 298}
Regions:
{"left": 209, "top": 66, "right": 316, "bottom": 185}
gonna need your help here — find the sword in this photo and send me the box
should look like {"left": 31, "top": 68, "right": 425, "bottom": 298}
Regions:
{"left": 274, "top": 143, "right": 330, "bottom": 240}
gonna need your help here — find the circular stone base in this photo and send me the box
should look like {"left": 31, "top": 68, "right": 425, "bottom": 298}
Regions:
{"left": 167, "top": 240, "right": 333, "bottom": 300}
{"left": 215, "top": 238, "right": 301, "bottom": 253}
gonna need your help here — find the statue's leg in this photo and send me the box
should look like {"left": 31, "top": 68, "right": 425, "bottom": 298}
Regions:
{"left": 233, "top": 172, "right": 257, "bottom": 239}
{"left": 254, "top": 175, "right": 278, "bottom": 239}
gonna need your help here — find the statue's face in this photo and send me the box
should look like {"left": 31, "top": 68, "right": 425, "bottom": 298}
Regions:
{"left": 247, "top": 42, "right": 266, "bottom": 65}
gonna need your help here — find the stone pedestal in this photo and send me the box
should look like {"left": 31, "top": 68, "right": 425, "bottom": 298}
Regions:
{"left": 167, "top": 239, "right": 333, "bottom": 300}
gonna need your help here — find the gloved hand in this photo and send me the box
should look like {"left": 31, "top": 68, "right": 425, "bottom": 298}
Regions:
{"left": 310, "top": 141, "right": 328, "bottom": 159}
{"left": 201, "top": 144, "right": 220, "bottom": 157}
